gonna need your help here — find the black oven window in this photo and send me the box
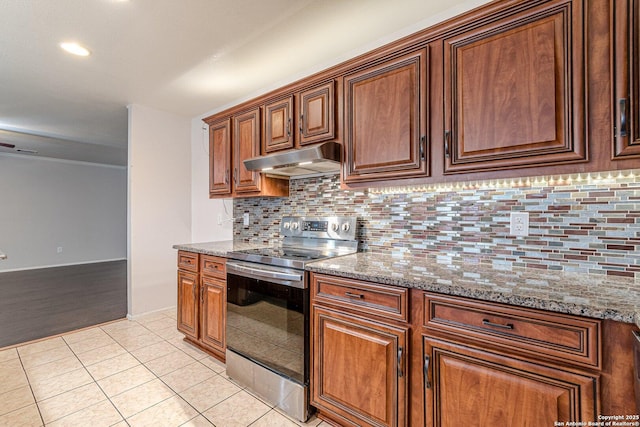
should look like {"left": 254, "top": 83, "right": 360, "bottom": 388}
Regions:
{"left": 227, "top": 273, "right": 307, "bottom": 384}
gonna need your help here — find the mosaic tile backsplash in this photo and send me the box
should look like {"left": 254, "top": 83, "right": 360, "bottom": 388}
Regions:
{"left": 233, "top": 170, "right": 640, "bottom": 278}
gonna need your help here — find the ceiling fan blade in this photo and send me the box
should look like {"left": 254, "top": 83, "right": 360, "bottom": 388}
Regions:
{"left": 0, "top": 142, "right": 16, "bottom": 149}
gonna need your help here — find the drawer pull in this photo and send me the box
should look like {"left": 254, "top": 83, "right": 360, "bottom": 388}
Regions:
{"left": 345, "top": 291, "right": 364, "bottom": 299}
{"left": 482, "top": 319, "right": 514, "bottom": 330}
{"left": 424, "top": 355, "right": 431, "bottom": 389}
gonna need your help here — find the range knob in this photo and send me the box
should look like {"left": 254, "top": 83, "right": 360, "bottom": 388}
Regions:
{"left": 341, "top": 223, "right": 350, "bottom": 232}
{"left": 291, "top": 222, "right": 299, "bottom": 230}
{"left": 283, "top": 222, "right": 291, "bottom": 230}
{"left": 331, "top": 223, "right": 339, "bottom": 232}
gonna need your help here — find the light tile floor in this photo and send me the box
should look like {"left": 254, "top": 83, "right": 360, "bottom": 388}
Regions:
{"left": 0, "top": 309, "right": 329, "bottom": 427}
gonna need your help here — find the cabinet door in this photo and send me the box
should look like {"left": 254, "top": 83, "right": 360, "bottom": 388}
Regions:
{"left": 443, "top": 0, "right": 586, "bottom": 173}
{"left": 177, "top": 270, "right": 199, "bottom": 340}
{"left": 200, "top": 276, "right": 226, "bottom": 355}
{"left": 264, "top": 96, "right": 294, "bottom": 153}
{"left": 209, "top": 119, "right": 232, "bottom": 196}
{"left": 423, "top": 337, "right": 597, "bottom": 427}
{"left": 343, "top": 50, "right": 428, "bottom": 183}
{"left": 298, "top": 81, "right": 335, "bottom": 146}
{"left": 613, "top": 0, "right": 640, "bottom": 158}
{"left": 312, "top": 306, "right": 408, "bottom": 427}
{"left": 233, "top": 108, "right": 261, "bottom": 193}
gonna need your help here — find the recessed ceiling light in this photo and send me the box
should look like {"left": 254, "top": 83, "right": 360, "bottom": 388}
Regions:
{"left": 60, "top": 42, "right": 91, "bottom": 57}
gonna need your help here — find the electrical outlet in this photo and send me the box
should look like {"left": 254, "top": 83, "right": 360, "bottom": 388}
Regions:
{"left": 57, "top": 246, "right": 63, "bottom": 253}
{"left": 243, "top": 213, "right": 250, "bottom": 226}
{"left": 217, "top": 214, "right": 222, "bottom": 225}
{"left": 509, "top": 212, "right": 529, "bottom": 237}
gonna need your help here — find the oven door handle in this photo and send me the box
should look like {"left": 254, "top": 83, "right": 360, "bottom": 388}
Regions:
{"left": 227, "top": 261, "right": 304, "bottom": 283}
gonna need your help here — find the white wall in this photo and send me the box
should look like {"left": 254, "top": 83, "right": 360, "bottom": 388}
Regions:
{"left": 0, "top": 154, "right": 126, "bottom": 271}
{"left": 190, "top": 117, "right": 234, "bottom": 242}
{"left": 128, "top": 104, "right": 191, "bottom": 316}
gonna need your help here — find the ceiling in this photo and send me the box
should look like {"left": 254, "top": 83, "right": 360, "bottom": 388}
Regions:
{"left": 0, "top": 0, "right": 488, "bottom": 166}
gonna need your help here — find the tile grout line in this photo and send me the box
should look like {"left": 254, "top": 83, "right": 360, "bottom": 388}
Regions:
{"left": 14, "top": 350, "right": 45, "bottom": 427}
{"left": 97, "top": 315, "right": 181, "bottom": 424}
{"left": 4, "top": 311, "right": 317, "bottom": 427}
{"left": 97, "top": 313, "right": 214, "bottom": 425}
{"left": 33, "top": 336, "right": 104, "bottom": 425}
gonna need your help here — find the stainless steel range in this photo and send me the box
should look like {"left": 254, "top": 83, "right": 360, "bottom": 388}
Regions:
{"left": 226, "top": 216, "right": 358, "bottom": 422}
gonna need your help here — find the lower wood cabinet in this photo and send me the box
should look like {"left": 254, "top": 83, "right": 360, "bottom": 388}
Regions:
{"left": 422, "top": 336, "right": 598, "bottom": 426}
{"left": 177, "top": 269, "right": 199, "bottom": 341}
{"left": 310, "top": 274, "right": 637, "bottom": 426}
{"left": 199, "top": 276, "right": 226, "bottom": 354}
{"left": 310, "top": 273, "right": 409, "bottom": 427}
{"left": 176, "top": 251, "right": 226, "bottom": 361}
{"left": 312, "top": 306, "right": 408, "bottom": 427}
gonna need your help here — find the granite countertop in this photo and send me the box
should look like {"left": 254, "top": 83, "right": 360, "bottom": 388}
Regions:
{"left": 173, "top": 240, "right": 264, "bottom": 257}
{"left": 306, "top": 252, "right": 640, "bottom": 328}
{"left": 174, "top": 242, "right": 639, "bottom": 327}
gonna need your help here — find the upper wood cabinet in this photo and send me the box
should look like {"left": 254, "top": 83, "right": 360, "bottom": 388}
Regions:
{"left": 443, "top": 0, "right": 587, "bottom": 173}
{"left": 233, "top": 108, "right": 262, "bottom": 193}
{"left": 204, "top": 0, "right": 628, "bottom": 189}
{"left": 262, "top": 81, "right": 337, "bottom": 153}
{"left": 297, "top": 81, "right": 336, "bottom": 146}
{"left": 209, "top": 119, "right": 232, "bottom": 196}
{"left": 343, "top": 50, "right": 428, "bottom": 183}
{"left": 208, "top": 110, "right": 288, "bottom": 198}
{"left": 613, "top": 0, "right": 640, "bottom": 158}
{"left": 263, "top": 96, "right": 294, "bottom": 153}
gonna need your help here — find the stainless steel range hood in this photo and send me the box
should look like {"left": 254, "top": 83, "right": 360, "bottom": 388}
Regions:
{"left": 243, "top": 141, "right": 341, "bottom": 178}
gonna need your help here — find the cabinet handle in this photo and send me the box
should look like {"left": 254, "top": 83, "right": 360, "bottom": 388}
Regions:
{"left": 444, "top": 130, "right": 451, "bottom": 158}
{"left": 397, "top": 346, "right": 404, "bottom": 378}
{"left": 299, "top": 114, "right": 304, "bottom": 133}
{"left": 482, "top": 319, "right": 514, "bottom": 330}
{"left": 225, "top": 169, "right": 229, "bottom": 185}
{"left": 420, "top": 136, "right": 426, "bottom": 160}
{"left": 193, "top": 283, "right": 197, "bottom": 303}
{"left": 234, "top": 168, "right": 238, "bottom": 185}
{"left": 200, "top": 284, "right": 204, "bottom": 304}
{"left": 287, "top": 118, "right": 292, "bottom": 137}
{"left": 620, "top": 98, "right": 628, "bottom": 137}
{"left": 344, "top": 291, "right": 364, "bottom": 299}
{"left": 424, "top": 355, "right": 432, "bottom": 389}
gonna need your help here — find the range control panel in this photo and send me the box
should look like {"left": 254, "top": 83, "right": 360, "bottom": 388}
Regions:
{"left": 280, "top": 216, "right": 357, "bottom": 241}
{"left": 303, "top": 220, "right": 328, "bottom": 232}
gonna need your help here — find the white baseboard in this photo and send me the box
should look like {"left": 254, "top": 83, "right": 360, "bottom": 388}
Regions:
{"left": 127, "top": 305, "right": 176, "bottom": 320}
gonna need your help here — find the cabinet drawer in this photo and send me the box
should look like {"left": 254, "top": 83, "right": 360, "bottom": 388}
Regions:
{"left": 311, "top": 274, "right": 408, "bottom": 322}
{"left": 423, "top": 294, "right": 601, "bottom": 369}
{"left": 200, "top": 255, "right": 226, "bottom": 279}
{"left": 178, "top": 251, "right": 199, "bottom": 272}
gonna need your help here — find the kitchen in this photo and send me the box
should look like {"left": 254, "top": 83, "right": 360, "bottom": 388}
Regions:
{"left": 1, "top": 0, "right": 639, "bottom": 426}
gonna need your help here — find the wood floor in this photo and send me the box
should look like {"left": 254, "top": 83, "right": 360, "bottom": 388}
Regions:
{"left": 0, "top": 260, "right": 127, "bottom": 348}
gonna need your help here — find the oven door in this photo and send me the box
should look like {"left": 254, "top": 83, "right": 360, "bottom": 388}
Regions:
{"left": 226, "top": 260, "right": 309, "bottom": 385}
